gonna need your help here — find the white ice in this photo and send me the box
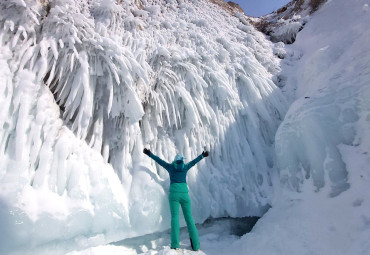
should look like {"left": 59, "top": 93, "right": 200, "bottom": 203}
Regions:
{"left": 1, "top": 0, "right": 370, "bottom": 254}
{"left": 233, "top": 0, "right": 370, "bottom": 254}
{"left": 0, "top": 0, "right": 286, "bottom": 254}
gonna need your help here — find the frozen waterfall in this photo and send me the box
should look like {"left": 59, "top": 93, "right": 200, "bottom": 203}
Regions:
{"left": 0, "top": 0, "right": 287, "bottom": 253}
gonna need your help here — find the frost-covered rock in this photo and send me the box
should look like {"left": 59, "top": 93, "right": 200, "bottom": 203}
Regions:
{"left": 254, "top": 0, "right": 326, "bottom": 44}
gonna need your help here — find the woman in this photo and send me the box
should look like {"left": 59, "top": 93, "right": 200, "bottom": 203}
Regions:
{"left": 143, "top": 148, "right": 209, "bottom": 251}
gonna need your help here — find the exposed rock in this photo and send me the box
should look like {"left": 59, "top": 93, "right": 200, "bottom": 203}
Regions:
{"left": 254, "top": 0, "right": 327, "bottom": 44}
{"left": 227, "top": 1, "right": 244, "bottom": 13}
{"left": 208, "top": 0, "right": 243, "bottom": 14}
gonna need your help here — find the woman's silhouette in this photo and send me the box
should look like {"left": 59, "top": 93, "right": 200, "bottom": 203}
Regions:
{"left": 143, "top": 148, "right": 209, "bottom": 251}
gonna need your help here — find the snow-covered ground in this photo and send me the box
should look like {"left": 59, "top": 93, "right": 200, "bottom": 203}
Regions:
{"left": 1, "top": 0, "right": 370, "bottom": 254}
{"left": 66, "top": 217, "right": 258, "bottom": 255}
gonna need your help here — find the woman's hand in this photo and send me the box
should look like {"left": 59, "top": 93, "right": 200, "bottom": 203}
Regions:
{"left": 202, "top": 151, "right": 209, "bottom": 157}
{"left": 143, "top": 148, "right": 151, "bottom": 156}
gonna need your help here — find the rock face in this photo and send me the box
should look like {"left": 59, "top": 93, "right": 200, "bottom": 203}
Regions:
{"left": 208, "top": 0, "right": 243, "bottom": 14}
{"left": 254, "top": 0, "right": 327, "bottom": 43}
{"left": 227, "top": 1, "right": 244, "bottom": 13}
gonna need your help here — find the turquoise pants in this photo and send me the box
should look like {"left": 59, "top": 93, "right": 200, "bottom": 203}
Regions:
{"left": 169, "top": 184, "right": 200, "bottom": 250}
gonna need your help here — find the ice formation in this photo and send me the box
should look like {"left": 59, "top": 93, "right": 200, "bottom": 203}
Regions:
{"left": 2, "top": 0, "right": 370, "bottom": 254}
{"left": 0, "top": 0, "right": 287, "bottom": 253}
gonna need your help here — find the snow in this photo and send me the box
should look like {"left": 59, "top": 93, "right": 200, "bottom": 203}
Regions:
{"left": 66, "top": 217, "right": 258, "bottom": 255}
{"left": 276, "top": 0, "right": 370, "bottom": 196}
{"left": 1, "top": 0, "right": 370, "bottom": 254}
{"left": 231, "top": 0, "right": 370, "bottom": 254}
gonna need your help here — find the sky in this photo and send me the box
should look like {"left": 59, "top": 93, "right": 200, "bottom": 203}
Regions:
{"left": 231, "top": 0, "right": 292, "bottom": 17}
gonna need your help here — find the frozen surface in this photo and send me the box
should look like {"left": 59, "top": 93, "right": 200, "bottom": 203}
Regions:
{"left": 275, "top": 0, "right": 370, "bottom": 197}
{"left": 66, "top": 217, "right": 258, "bottom": 255}
{"left": 0, "top": 0, "right": 286, "bottom": 254}
{"left": 232, "top": 0, "right": 370, "bottom": 254}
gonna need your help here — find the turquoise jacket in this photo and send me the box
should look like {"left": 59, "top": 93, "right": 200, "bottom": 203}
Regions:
{"left": 149, "top": 152, "right": 204, "bottom": 185}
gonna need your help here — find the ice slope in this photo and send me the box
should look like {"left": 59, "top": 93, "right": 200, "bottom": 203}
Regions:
{"left": 230, "top": 0, "right": 370, "bottom": 254}
{"left": 276, "top": 0, "right": 370, "bottom": 198}
{"left": 0, "top": 0, "right": 287, "bottom": 254}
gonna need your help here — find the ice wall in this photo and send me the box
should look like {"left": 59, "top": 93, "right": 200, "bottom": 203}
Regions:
{"left": 0, "top": 0, "right": 287, "bottom": 253}
{"left": 0, "top": 45, "right": 131, "bottom": 254}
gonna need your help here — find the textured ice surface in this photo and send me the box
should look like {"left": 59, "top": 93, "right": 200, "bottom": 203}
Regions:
{"left": 0, "top": 0, "right": 286, "bottom": 253}
{"left": 232, "top": 0, "right": 370, "bottom": 254}
{"left": 275, "top": 0, "right": 370, "bottom": 197}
